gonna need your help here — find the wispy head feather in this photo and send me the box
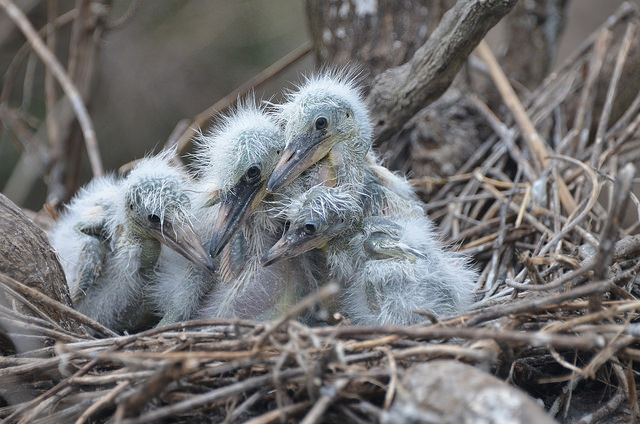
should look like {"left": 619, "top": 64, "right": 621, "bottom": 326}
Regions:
{"left": 193, "top": 95, "right": 284, "bottom": 192}
{"left": 272, "top": 67, "right": 372, "bottom": 145}
{"left": 287, "top": 185, "right": 363, "bottom": 233}
{"left": 123, "top": 154, "right": 193, "bottom": 230}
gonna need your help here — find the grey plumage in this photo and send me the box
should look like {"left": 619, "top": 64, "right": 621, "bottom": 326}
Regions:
{"left": 263, "top": 186, "right": 477, "bottom": 325}
{"left": 57, "top": 71, "right": 475, "bottom": 329}
{"left": 50, "top": 154, "right": 211, "bottom": 332}
{"left": 153, "top": 101, "right": 324, "bottom": 324}
{"left": 152, "top": 231, "right": 213, "bottom": 325}
{"left": 258, "top": 70, "right": 477, "bottom": 324}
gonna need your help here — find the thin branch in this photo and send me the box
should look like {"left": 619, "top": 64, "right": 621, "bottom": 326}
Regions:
{"left": 591, "top": 22, "right": 636, "bottom": 169}
{"left": 105, "top": 0, "right": 141, "bottom": 30}
{"left": 0, "top": 273, "right": 117, "bottom": 338}
{"left": 0, "top": 0, "right": 103, "bottom": 177}
{"left": 476, "top": 40, "right": 577, "bottom": 213}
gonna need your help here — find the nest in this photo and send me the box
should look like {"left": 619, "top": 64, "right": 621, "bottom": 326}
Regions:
{"left": 1, "top": 4, "right": 640, "bottom": 424}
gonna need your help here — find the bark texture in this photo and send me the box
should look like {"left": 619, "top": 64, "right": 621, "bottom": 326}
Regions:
{"left": 0, "top": 193, "right": 76, "bottom": 352}
{"left": 306, "top": 0, "right": 455, "bottom": 84}
{"left": 502, "top": 0, "right": 570, "bottom": 90}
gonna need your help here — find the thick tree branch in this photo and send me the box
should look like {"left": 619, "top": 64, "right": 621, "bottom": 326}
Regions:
{"left": 368, "top": 0, "right": 518, "bottom": 144}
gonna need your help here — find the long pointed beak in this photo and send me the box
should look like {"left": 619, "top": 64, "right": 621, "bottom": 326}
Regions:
{"left": 374, "top": 243, "right": 427, "bottom": 263}
{"left": 151, "top": 222, "right": 214, "bottom": 273}
{"left": 261, "top": 232, "right": 328, "bottom": 267}
{"left": 261, "top": 237, "right": 293, "bottom": 267}
{"left": 209, "top": 181, "right": 266, "bottom": 258}
{"left": 266, "top": 130, "right": 331, "bottom": 193}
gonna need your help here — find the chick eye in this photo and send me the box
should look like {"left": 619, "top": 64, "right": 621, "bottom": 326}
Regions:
{"left": 246, "top": 164, "right": 261, "bottom": 180}
{"left": 148, "top": 214, "right": 161, "bottom": 224}
{"left": 303, "top": 222, "right": 317, "bottom": 235}
{"left": 315, "top": 117, "right": 328, "bottom": 130}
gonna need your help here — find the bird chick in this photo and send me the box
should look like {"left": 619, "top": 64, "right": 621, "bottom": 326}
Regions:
{"left": 267, "top": 70, "right": 371, "bottom": 192}
{"left": 50, "top": 154, "right": 212, "bottom": 332}
{"left": 267, "top": 69, "right": 423, "bottom": 219}
{"left": 262, "top": 186, "right": 477, "bottom": 325}
{"left": 168, "top": 101, "right": 322, "bottom": 321}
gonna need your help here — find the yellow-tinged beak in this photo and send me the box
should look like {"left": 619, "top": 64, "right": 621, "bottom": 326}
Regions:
{"left": 203, "top": 189, "right": 221, "bottom": 208}
{"left": 266, "top": 128, "right": 333, "bottom": 193}
{"left": 150, "top": 222, "right": 214, "bottom": 273}
{"left": 261, "top": 230, "right": 329, "bottom": 267}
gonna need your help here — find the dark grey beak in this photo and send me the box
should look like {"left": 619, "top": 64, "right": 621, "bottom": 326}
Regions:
{"left": 261, "top": 231, "right": 328, "bottom": 267}
{"left": 151, "top": 222, "right": 215, "bottom": 273}
{"left": 209, "top": 179, "right": 266, "bottom": 258}
{"left": 266, "top": 128, "right": 330, "bottom": 193}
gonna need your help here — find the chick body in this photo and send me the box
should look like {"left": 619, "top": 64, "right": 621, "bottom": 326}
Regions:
{"left": 199, "top": 102, "right": 324, "bottom": 321}
{"left": 51, "top": 155, "right": 210, "bottom": 332}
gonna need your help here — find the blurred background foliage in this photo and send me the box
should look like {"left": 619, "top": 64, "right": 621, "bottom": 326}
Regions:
{"left": 0, "top": 0, "right": 633, "bottom": 210}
